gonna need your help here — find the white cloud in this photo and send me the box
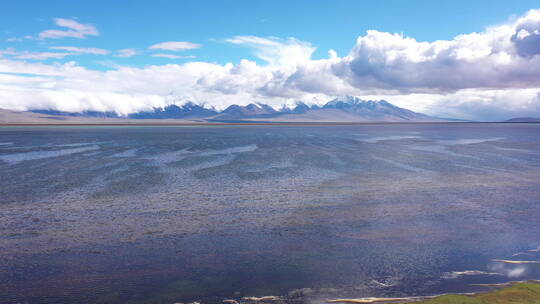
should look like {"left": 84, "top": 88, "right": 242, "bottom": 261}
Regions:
{"left": 226, "top": 36, "right": 315, "bottom": 66}
{"left": 0, "top": 48, "right": 18, "bottom": 57}
{"left": 0, "top": 47, "right": 104, "bottom": 61}
{"left": 50, "top": 46, "right": 109, "bottom": 55}
{"left": 6, "top": 36, "right": 33, "bottom": 42}
{"left": 358, "top": 89, "right": 540, "bottom": 121}
{"left": 328, "top": 49, "right": 338, "bottom": 59}
{"left": 151, "top": 54, "right": 196, "bottom": 59}
{"left": 0, "top": 46, "right": 108, "bottom": 61}
{"left": 15, "top": 52, "right": 72, "bottom": 60}
{"left": 39, "top": 18, "right": 99, "bottom": 39}
{"left": 148, "top": 41, "right": 201, "bottom": 51}
{"left": 116, "top": 49, "right": 138, "bottom": 58}
{"left": 7, "top": 51, "right": 73, "bottom": 60}
{"left": 338, "top": 9, "right": 540, "bottom": 93}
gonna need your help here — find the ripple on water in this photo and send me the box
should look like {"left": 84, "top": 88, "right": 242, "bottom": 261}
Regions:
{"left": 1, "top": 125, "right": 539, "bottom": 304}
{"left": 436, "top": 137, "right": 504, "bottom": 145}
{"left": 359, "top": 135, "right": 422, "bottom": 143}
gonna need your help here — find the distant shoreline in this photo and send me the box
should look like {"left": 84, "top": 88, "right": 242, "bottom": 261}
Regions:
{"left": 1, "top": 121, "right": 539, "bottom": 126}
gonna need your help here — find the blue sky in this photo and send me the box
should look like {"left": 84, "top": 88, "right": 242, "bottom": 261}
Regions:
{"left": 2, "top": 0, "right": 538, "bottom": 66}
{"left": 1, "top": 1, "right": 540, "bottom": 120}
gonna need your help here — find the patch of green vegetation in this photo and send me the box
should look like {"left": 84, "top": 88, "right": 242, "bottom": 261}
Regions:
{"left": 414, "top": 294, "right": 484, "bottom": 304}
{"left": 412, "top": 282, "right": 540, "bottom": 304}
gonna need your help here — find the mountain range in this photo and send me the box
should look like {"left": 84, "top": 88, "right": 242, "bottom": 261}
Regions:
{"left": 27, "top": 96, "right": 444, "bottom": 123}
{"left": 503, "top": 117, "right": 540, "bottom": 123}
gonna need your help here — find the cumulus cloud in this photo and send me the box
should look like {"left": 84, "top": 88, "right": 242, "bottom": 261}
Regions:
{"left": 226, "top": 36, "right": 315, "bottom": 66}
{"left": 511, "top": 9, "right": 540, "bottom": 57}
{"left": 2, "top": 9, "right": 540, "bottom": 120}
{"left": 148, "top": 41, "right": 201, "bottom": 51}
{"left": 341, "top": 14, "right": 540, "bottom": 93}
{"left": 39, "top": 18, "right": 99, "bottom": 39}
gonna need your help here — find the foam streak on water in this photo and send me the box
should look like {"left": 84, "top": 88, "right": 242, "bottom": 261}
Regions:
{"left": 0, "top": 145, "right": 99, "bottom": 164}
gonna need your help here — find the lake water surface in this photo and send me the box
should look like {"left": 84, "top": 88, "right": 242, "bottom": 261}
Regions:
{"left": 1, "top": 124, "right": 540, "bottom": 304}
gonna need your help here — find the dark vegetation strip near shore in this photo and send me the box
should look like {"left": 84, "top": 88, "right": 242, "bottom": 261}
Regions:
{"left": 413, "top": 282, "right": 540, "bottom": 304}
{"left": 325, "top": 282, "right": 540, "bottom": 304}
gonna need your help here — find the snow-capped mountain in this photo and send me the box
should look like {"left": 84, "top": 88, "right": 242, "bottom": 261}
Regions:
{"left": 280, "top": 102, "right": 311, "bottom": 114}
{"left": 320, "top": 96, "right": 432, "bottom": 121}
{"left": 212, "top": 103, "right": 278, "bottom": 120}
{"left": 504, "top": 117, "right": 540, "bottom": 122}
{"left": 128, "top": 102, "right": 218, "bottom": 119}
{"left": 27, "top": 96, "right": 444, "bottom": 122}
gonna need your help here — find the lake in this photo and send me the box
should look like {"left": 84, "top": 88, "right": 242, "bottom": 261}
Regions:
{"left": 1, "top": 124, "right": 539, "bottom": 304}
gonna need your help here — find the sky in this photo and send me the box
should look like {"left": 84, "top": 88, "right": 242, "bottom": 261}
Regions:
{"left": 1, "top": 0, "right": 540, "bottom": 120}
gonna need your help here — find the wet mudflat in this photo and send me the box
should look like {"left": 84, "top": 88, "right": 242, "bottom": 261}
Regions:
{"left": 1, "top": 124, "right": 540, "bottom": 304}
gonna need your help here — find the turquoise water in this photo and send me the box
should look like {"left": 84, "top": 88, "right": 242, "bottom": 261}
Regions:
{"left": 1, "top": 124, "right": 539, "bottom": 303}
